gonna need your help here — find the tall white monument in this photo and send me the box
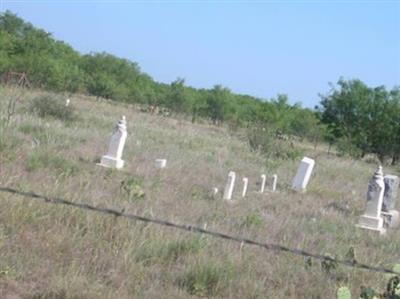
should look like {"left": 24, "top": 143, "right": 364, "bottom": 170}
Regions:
{"left": 357, "top": 166, "right": 386, "bottom": 234}
{"left": 99, "top": 116, "right": 127, "bottom": 169}
{"left": 292, "top": 157, "right": 315, "bottom": 192}
{"left": 260, "top": 174, "right": 267, "bottom": 193}
{"left": 242, "top": 177, "right": 248, "bottom": 198}
{"left": 223, "top": 171, "right": 236, "bottom": 200}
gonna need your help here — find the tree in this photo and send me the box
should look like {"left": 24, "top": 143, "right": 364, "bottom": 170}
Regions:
{"left": 319, "top": 78, "right": 400, "bottom": 163}
{"left": 205, "top": 85, "right": 231, "bottom": 125}
{"left": 165, "top": 78, "right": 186, "bottom": 112}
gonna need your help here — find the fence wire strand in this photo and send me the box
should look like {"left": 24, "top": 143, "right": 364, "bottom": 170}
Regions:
{"left": 0, "top": 186, "right": 399, "bottom": 275}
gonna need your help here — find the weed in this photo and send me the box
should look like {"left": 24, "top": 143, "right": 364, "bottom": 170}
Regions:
{"left": 136, "top": 237, "right": 204, "bottom": 266}
{"left": 0, "top": 128, "right": 21, "bottom": 162}
{"left": 120, "top": 177, "right": 145, "bottom": 201}
{"left": 241, "top": 212, "right": 263, "bottom": 228}
{"left": 178, "top": 260, "right": 235, "bottom": 297}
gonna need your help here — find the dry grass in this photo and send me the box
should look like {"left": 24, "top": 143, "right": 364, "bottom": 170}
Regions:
{"left": 0, "top": 86, "right": 399, "bottom": 298}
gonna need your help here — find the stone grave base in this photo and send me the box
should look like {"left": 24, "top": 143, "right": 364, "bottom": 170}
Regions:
{"left": 98, "top": 155, "right": 124, "bottom": 169}
{"left": 357, "top": 215, "right": 386, "bottom": 234}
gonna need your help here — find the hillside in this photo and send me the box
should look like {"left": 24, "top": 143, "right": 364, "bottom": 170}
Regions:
{"left": 0, "top": 86, "right": 399, "bottom": 298}
{"left": 1, "top": 11, "right": 399, "bottom": 166}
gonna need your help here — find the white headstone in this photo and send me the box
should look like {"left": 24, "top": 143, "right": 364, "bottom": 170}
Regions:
{"left": 292, "top": 157, "right": 315, "bottom": 192}
{"left": 213, "top": 187, "right": 219, "bottom": 195}
{"left": 260, "top": 174, "right": 266, "bottom": 193}
{"left": 99, "top": 116, "right": 127, "bottom": 169}
{"left": 272, "top": 174, "right": 278, "bottom": 192}
{"left": 242, "top": 177, "right": 248, "bottom": 198}
{"left": 65, "top": 98, "right": 70, "bottom": 107}
{"left": 223, "top": 171, "right": 236, "bottom": 200}
{"left": 155, "top": 159, "right": 167, "bottom": 169}
{"left": 357, "top": 166, "right": 386, "bottom": 234}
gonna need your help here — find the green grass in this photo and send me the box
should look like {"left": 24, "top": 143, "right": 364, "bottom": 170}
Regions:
{"left": 0, "top": 86, "right": 398, "bottom": 298}
{"left": 26, "top": 150, "right": 78, "bottom": 177}
{"left": 178, "top": 260, "right": 235, "bottom": 297}
{"left": 135, "top": 237, "right": 205, "bottom": 266}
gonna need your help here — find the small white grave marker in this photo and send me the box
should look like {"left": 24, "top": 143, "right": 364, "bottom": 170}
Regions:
{"left": 292, "top": 157, "right": 315, "bottom": 192}
{"left": 357, "top": 166, "right": 386, "bottom": 234}
{"left": 260, "top": 174, "right": 266, "bottom": 193}
{"left": 272, "top": 174, "right": 278, "bottom": 192}
{"left": 242, "top": 177, "right": 248, "bottom": 198}
{"left": 223, "top": 171, "right": 236, "bottom": 200}
{"left": 155, "top": 159, "right": 167, "bottom": 169}
{"left": 99, "top": 116, "right": 127, "bottom": 169}
{"left": 65, "top": 98, "right": 70, "bottom": 107}
{"left": 213, "top": 187, "right": 219, "bottom": 195}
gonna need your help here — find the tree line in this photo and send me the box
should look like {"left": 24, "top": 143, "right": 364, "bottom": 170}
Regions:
{"left": 0, "top": 11, "right": 398, "bottom": 164}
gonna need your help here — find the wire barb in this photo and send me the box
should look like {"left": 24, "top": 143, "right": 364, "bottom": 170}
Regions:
{"left": 0, "top": 186, "right": 399, "bottom": 275}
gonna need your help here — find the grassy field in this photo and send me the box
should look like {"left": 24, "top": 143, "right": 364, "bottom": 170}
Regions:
{"left": 0, "top": 86, "right": 399, "bottom": 298}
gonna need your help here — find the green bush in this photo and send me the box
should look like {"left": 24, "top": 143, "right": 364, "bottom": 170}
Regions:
{"left": 247, "top": 127, "right": 303, "bottom": 160}
{"left": 30, "top": 94, "right": 76, "bottom": 122}
{"left": 335, "top": 137, "right": 363, "bottom": 159}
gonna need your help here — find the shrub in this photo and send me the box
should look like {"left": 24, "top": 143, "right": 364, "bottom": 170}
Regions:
{"left": 247, "top": 127, "right": 303, "bottom": 160}
{"left": 30, "top": 94, "right": 76, "bottom": 122}
{"left": 335, "top": 137, "right": 363, "bottom": 158}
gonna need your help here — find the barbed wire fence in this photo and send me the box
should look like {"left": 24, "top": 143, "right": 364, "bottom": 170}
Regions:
{"left": 0, "top": 186, "right": 399, "bottom": 276}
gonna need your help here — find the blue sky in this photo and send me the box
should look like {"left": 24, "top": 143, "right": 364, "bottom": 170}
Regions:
{"left": 1, "top": 0, "right": 399, "bottom": 107}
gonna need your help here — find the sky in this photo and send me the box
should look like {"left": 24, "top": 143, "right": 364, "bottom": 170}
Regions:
{"left": 0, "top": 0, "right": 399, "bottom": 108}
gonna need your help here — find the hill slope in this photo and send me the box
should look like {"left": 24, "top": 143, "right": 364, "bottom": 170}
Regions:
{"left": 0, "top": 86, "right": 399, "bottom": 298}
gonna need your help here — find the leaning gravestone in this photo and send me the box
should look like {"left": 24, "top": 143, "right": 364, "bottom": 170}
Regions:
{"left": 223, "top": 171, "right": 236, "bottom": 200}
{"left": 357, "top": 166, "right": 386, "bottom": 234}
{"left": 99, "top": 116, "right": 127, "bottom": 169}
{"left": 292, "top": 157, "right": 315, "bottom": 192}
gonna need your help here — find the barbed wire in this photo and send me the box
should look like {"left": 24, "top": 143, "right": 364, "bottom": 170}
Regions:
{"left": 0, "top": 186, "right": 399, "bottom": 275}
